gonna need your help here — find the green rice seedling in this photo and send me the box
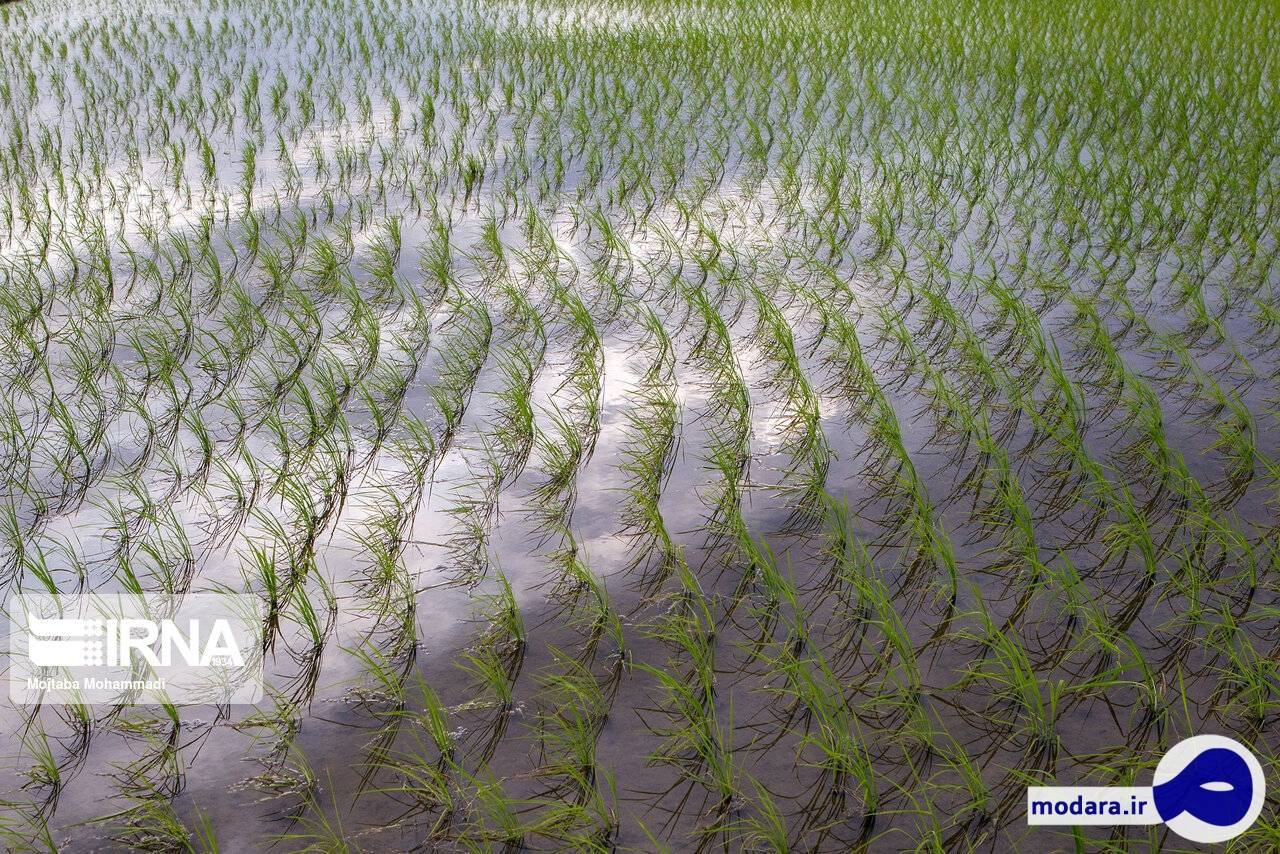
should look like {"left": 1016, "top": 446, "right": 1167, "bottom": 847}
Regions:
{"left": 530, "top": 649, "right": 610, "bottom": 802}
{"left": 518, "top": 772, "right": 619, "bottom": 852}
{"left": 234, "top": 705, "right": 316, "bottom": 816}
{"left": 725, "top": 775, "right": 790, "bottom": 853}
{"left": 454, "top": 569, "right": 527, "bottom": 759}
{"left": 527, "top": 402, "right": 587, "bottom": 532}
{"left": 543, "top": 527, "right": 626, "bottom": 669}
{"left": 344, "top": 633, "right": 428, "bottom": 796}
{"left": 456, "top": 767, "right": 525, "bottom": 850}
{"left": 684, "top": 285, "right": 752, "bottom": 550}
{"left": 1205, "top": 608, "right": 1277, "bottom": 732}
{"left": 747, "top": 281, "right": 831, "bottom": 528}
{"left": 243, "top": 540, "right": 285, "bottom": 643}
{"left": 951, "top": 594, "right": 1063, "bottom": 767}
{"left": 635, "top": 555, "right": 746, "bottom": 846}
{"left": 371, "top": 677, "right": 460, "bottom": 838}
{"left": 18, "top": 721, "right": 63, "bottom": 814}
{"left": 748, "top": 592, "right": 881, "bottom": 845}
{"left": 478, "top": 568, "right": 527, "bottom": 653}
{"left": 549, "top": 279, "right": 605, "bottom": 459}
{"left": 275, "top": 572, "right": 335, "bottom": 707}
{"left": 0, "top": 802, "right": 57, "bottom": 854}
{"left": 926, "top": 732, "right": 999, "bottom": 846}
{"left": 188, "top": 808, "right": 220, "bottom": 853}
{"left": 95, "top": 778, "right": 201, "bottom": 853}
{"left": 617, "top": 363, "right": 680, "bottom": 585}
{"left": 443, "top": 440, "right": 504, "bottom": 585}
{"left": 428, "top": 288, "right": 493, "bottom": 455}
{"left": 271, "top": 768, "right": 349, "bottom": 854}
{"left": 349, "top": 485, "right": 418, "bottom": 652}
{"left": 489, "top": 345, "right": 538, "bottom": 485}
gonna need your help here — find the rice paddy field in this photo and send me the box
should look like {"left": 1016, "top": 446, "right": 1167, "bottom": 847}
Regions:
{"left": 0, "top": 0, "right": 1277, "bottom": 850}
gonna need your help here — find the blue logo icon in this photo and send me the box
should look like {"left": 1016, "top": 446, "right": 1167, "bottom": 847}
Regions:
{"left": 1152, "top": 736, "right": 1265, "bottom": 843}
{"left": 1153, "top": 746, "right": 1252, "bottom": 827}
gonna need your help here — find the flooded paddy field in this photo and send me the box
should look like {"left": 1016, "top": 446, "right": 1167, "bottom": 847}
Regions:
{"left": 0, "top": 0, "right": 1277, "bottom": 850}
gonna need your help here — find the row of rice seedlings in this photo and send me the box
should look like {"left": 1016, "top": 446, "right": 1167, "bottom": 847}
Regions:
{"left": 634, "top": 550, "right": 739, "bottom": 848}
{"left": 746, "top": 276, "right": 831, "bottom": 530}
{"left": 617, "top": 305, "right": 682, "bottom": 590}
{"left": 682, "top": 277, "right": 752, "bottom": 561}
{"left": 520, "top": 649, "right": 620, "bottom": 849}
{"left": 433, "top": 285, "right": 496, "bottom": 584}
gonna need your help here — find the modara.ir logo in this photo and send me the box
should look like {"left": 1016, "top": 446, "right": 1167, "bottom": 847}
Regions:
{"left": 1028, "top": 735, "right": 1265, "bottom": 844}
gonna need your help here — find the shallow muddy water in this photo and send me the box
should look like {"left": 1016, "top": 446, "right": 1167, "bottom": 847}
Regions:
{"left": 0, "top": 0, "right": 1277, "bottom": 851}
